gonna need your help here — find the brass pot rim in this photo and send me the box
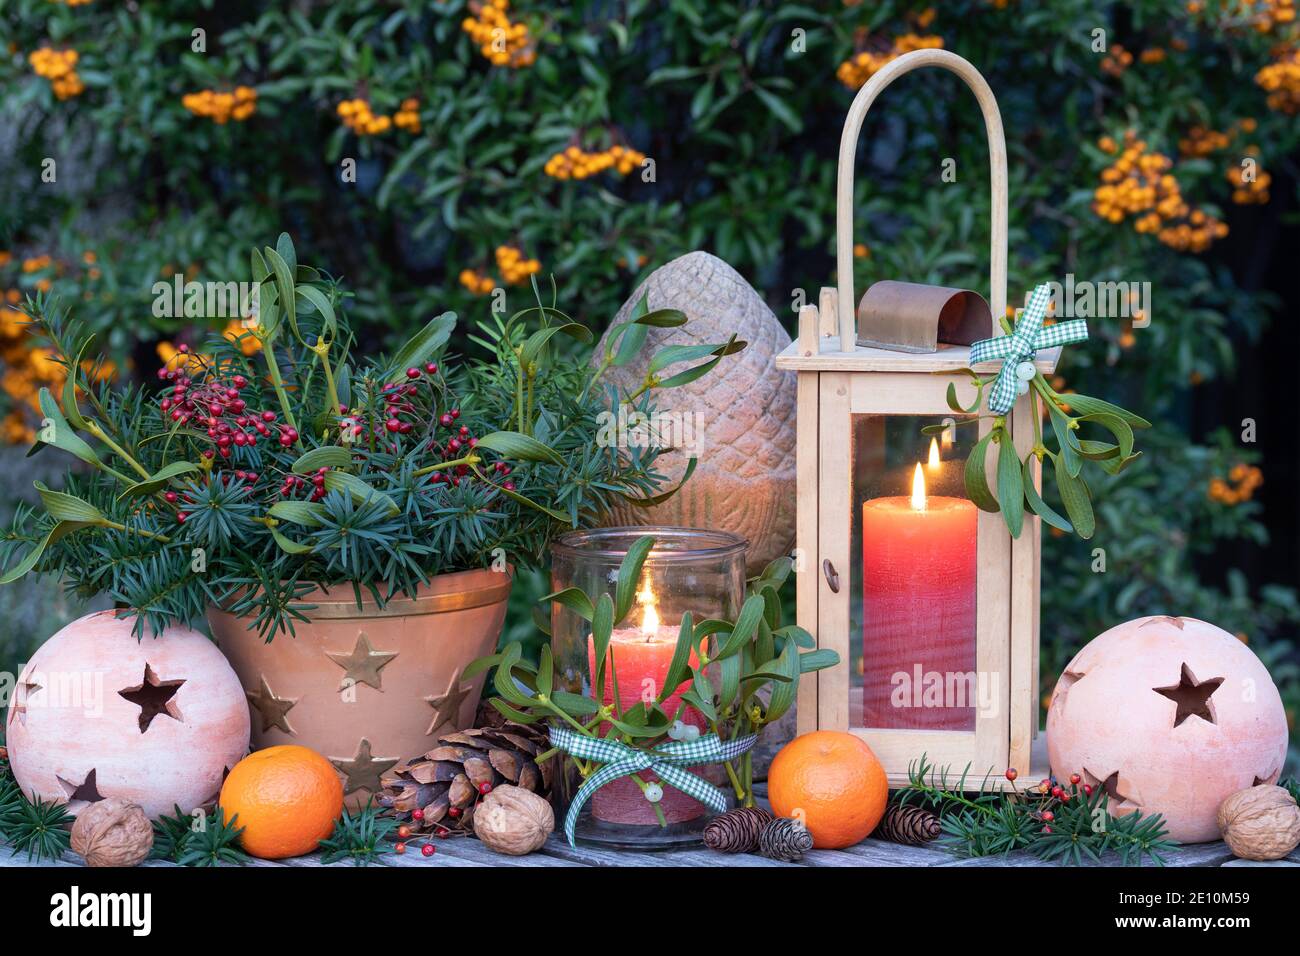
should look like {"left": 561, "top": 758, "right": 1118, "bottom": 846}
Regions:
{"left": 209, "top": 566, "right": 514, "bottom": 621}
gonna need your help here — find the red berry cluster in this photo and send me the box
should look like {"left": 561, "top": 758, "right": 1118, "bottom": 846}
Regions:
{"left": 156, "top": 350, "right": 298, "bottom": 457}
{"left": 280, "top": 466, "right": 332, "bottom": 502}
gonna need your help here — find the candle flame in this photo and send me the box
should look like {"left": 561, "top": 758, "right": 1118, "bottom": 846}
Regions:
{"left": 638, "top": 573, "right": 659, "bottom": 639}
{"left": 911, "top": 462, "right": 927, "bottom": 512}
{"left": 927, "top": 437, "right": 941, "bottom": 471}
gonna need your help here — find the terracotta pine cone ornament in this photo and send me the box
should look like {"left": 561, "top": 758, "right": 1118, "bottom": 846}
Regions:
{"left": 1047, "top": 615, "right": 1288, "bottom": 843}
{"left": 594, "top": 251, "right": 797, "bottom": 575}
{"left": 70, "top": 799, "right": 154, "bottom": 867}
{"left": 472, "top": 785, "right": 554, "bottom": 855}
{"left": 1217, "top": 785, "right": 1300, "bottom": 861}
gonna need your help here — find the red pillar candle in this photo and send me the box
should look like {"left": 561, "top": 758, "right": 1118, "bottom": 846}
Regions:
{"left": 861, "top": 463, "right": 977, "bottom": 730}
{"left": 587, "top": 616, "right": 706, "bottom": 826}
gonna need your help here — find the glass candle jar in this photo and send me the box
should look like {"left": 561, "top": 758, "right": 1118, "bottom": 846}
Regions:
{"left": 550, "top": 527, "right": 747, "bottom": 850}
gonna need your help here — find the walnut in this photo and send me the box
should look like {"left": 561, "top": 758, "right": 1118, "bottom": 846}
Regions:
{"left": 1216, "top": 785, "right": 1300, "bottom": 861}
{"left": 473, "top": 785, "right": 554, "bottom": 856}
{"left": 70, "top": 799, "right": 154, "bottom": 867}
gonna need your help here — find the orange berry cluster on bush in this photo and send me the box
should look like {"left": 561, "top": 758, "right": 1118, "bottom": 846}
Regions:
{"left": 1100, "top": 44, "right": 1134, "bottom": 77}
{"left": 495, "top": 245, "right": 541, "bottom": 284}
{"left": 29, "top": 48, "right": 84, "bottom": 99}
{"left": 1226, "top": 158, "right": 1272, "bottom": 203}
{"left": 544, "top": 144, "right": 645, "bottom": 180}
{"left": 459, "top": 269, "right": 496, "bottom": 295}
{"left": 462, "top": 0, "right": 535, "bottom": 68}
{"left": 182, "top": 87, "right": 257, "bottom": 124}
{"left": 1256, "top": 48, "right": 1300, "bottom": 113}
{"left": 1209, "top": 463, "right": 1263, "bottom": 505}
{"left": 393, "top": 97, "right": 421, "bottom": 132}
{"left": 836, "top": 34, "right": 943, "bottom": 90}
{"left": 1093, "top": 131, "right": 1227, "bottom": 252}
{"left": 337, "top": 98, "right": 390, "bottom": 135}
{"left": 1190, "top": 0, "right": 1295, "bottom": 33}
{"left": 337, "top": 97, "right": 420, "bottom": 136}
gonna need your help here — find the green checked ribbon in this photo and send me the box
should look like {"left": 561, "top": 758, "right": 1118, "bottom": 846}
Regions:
{"left": 969, "top": 283, "right": 1088, "bottom": 415}
{"left": 549, "top": 726, "right": 758, "bottom": 846}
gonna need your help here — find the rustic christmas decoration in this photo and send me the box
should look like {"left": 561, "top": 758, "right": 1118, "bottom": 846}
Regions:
{"left": 873, "top": 803, "right": 941, "bottom": 846}
{"left": 4, "top": 610, "right": 249, "bottom": 819}
{"left": 69, "top": 798, "right": 154, "bottom": 867}
{"left": 1216, "top": 785, "right": 1300, "bottom": 861}
{"left": 473, "top": 785, "right": 555, "bottom": 855}
{"left": 758, "top": 818, "right": 814, "bottom": 862}
{"left": 378, "top": 720, "right": 552, "bottom": 835}
{"left": 702, "top": 806, "right": 774, "bottom": 853}
{"left": 1047, "top": 615, "right": 1289, "bottom": 842}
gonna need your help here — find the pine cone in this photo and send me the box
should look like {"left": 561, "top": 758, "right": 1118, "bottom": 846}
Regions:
{"left": 873, "top": 804, "right": 941, "bottom": 846}
{"left": 379, "top": 720, "right": 553, "bottom": 835}
{"left": 703, "top": 806, "right": 774, "bottom": 853}
{"left": 758, "top": 817, "right": 813, "bottom": 862}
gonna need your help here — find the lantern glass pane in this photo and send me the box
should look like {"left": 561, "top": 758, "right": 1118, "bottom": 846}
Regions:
{"left": 849, "top": 413, "right": 980, "bottom": 732}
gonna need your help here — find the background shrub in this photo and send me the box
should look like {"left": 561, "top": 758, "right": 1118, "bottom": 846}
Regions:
{"left": 2, "top": 0, "right": 1297, "bottom": 768}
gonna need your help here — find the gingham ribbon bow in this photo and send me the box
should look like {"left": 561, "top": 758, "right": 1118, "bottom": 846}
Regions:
{"left": 969, "top": 283, "right": 1088, "bottom": 414}
{"left": 549, "top": 726, "right": 757, "bottom": 846}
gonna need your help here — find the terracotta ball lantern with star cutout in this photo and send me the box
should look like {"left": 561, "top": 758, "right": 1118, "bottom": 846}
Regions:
{"left": 5, "top": 610, "right": 250, "bottom": 819}
{"left": 1046, "top": 615, "right": 1289, "bottom": 843}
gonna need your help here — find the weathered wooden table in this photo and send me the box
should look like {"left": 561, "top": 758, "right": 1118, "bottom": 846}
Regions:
{"left": 5, "top": 832, "right": 1291, "bottom": 868}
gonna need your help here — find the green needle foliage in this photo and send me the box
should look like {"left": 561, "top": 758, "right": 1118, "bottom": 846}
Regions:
{"left": 0, "top": 754, "right": 74, "bottom": 863}
{"left": 151, "top": 805, "right": 249, "bottom": 867}
{"left": 0, "top": 235, "right": 742, "bottom": 640}
{"left": 318, "top": 802, "right": 395, "bottom": 866}
{"left": 899, "top": 755, "right": 1177, "bottom": 866}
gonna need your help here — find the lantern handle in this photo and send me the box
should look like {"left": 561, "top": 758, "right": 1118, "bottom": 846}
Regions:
{"left": 835, "top": 49, "right": 1008, "bottom": 352}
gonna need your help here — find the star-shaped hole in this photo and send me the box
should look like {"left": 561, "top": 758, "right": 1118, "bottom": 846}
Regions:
{"left": 1141, "top": 616, "right": 1186, "bottom": 630}
{"left": 118, "top": 663, "right": 186, "bottom": 733}
{"left": 8, "top": 677, "right": 42, "bottom": 727}
{"left": 1083, "top": 767, "right": 1142, "bottom": 808}
{"left": 57, "top": 767, "right": 105, "bottom": 811}
{"left": 1152, "top": 662, "right": 1223, "bottom": 728}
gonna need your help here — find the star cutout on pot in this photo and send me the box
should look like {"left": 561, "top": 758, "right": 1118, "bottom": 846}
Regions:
{"left": 1083, "top": 768, "right": 1142, "bottom": 808}
{"left": 1153, "top": 661, "right": 1223, "bottom": 728}
{"left": 330, "top": 738, "right": 399, "bottom": 796}
{"left": 246, "top": 674, "right": 297, "bottom": 735}
{"left": 8, "top": 676, "right": 42, "bottom": 727}
{"left": 57, "top": 767, "right": 105, "bottom": 811}
{"left": 118, "top": 663, "right": 186, "bottom": 733}
{"left": 325, "top": 632, "right": 398, "bottom": 691}
{"left": 423, "top": 670, "right": 472, "bottom": 735}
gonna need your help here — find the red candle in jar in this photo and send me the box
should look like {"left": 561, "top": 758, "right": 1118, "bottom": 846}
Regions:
{"left": 861, "top": 463, "right": 977, "bottom": 730}
{"left": 587, "top": 592, "right": 706, "bottom": 825}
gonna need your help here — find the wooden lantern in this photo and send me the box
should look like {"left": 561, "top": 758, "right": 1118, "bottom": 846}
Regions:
{"left": 775, "top": 50, "right": 1058, "bottom": 785}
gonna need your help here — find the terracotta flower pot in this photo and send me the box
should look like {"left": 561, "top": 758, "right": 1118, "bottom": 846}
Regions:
{"left": 208, "top": 568, "right": 512, "bottom": 808}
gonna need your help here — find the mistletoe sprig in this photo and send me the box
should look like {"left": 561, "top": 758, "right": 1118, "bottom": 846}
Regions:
{"left": 466, "top": 537, "right": 839, "bottom": 815}
{"left": 930, "top": 305, "right": 1150, "bottom": 541}
{"left": 898, "top": 755, "right": 1176, "bottom": 866}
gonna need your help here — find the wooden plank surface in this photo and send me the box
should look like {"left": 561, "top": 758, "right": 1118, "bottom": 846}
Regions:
{"left": 3, "top": 829, "right": 1272, "bottom": 869}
